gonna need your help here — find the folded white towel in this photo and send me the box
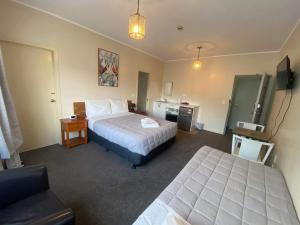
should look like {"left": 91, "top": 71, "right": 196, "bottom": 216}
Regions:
{"left": 141, "top": 118, "right": 160, "bottom": 128}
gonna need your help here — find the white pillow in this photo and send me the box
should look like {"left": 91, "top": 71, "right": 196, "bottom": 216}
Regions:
{"left": 109, "top": 99, "right": 129, "bottom": 114}
{"left": 85, "top": 100, "right": 111, "bottom": 118}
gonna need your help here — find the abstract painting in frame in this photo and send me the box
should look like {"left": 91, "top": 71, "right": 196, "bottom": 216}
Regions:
{"left": 98, "top": 48, "right": 119, "bottom": 87}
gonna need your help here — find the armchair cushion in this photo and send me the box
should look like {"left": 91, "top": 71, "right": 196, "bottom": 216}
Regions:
{"left": 29, "top": 208, "right": 75, "bottom": 225}
{"left": 0, "top": 165, "right": 49, "bottom": 209}
{"left": 0, "top": 190, "right": 68, "bottom": 225}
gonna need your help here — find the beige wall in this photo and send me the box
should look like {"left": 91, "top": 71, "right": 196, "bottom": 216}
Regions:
{"left": 267, "top": 22, "right": 300, "bottom": 216}
{"left": 0, "top": 0, "right": 163, "bottom": 117}
{"left": 163, "top": 53, "right": 279, "bottom": 134}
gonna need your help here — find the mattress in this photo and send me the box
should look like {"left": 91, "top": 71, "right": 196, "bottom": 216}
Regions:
{"left": 134, "top": 146, "right": 300, "bottom": 225}
{"left": 88, "top": 113, "right": 177, "bottom": 156}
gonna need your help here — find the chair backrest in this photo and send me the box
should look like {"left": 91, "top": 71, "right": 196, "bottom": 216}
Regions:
{"left": 237, "top": 121, "right": 265, "bottom": 132}
{"left": 232, "top": 134, "right": 274, "bottom": 164}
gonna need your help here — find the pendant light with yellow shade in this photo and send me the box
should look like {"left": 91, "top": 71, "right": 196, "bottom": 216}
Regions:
{"left": 129, "top": 0, "right": 145, "bottom": 40}
{"left": 193, "top": 46, "right": 203, "bottom": 69}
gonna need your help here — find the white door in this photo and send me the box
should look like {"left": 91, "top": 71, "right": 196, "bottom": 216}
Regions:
{"left": 227, "top": 75, "right": 262, "bottom": 129}
{"left": 1, "top": 42, "right": 58, "bottom": 152}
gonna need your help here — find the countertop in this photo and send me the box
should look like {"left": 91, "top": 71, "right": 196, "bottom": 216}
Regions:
{"left": 154, "top": 100, "right": 199, "bottom": 109}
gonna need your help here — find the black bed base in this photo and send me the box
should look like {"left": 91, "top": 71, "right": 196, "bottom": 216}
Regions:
{"left": 88, "top": 129, "right": 176, "bottom": 168}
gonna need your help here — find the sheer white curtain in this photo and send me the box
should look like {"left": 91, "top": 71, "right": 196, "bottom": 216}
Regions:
{"left": 0, "top": 48, "right": 23, "bottom": 170}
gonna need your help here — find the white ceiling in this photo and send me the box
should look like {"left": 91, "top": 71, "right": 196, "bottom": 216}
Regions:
{"left": 15, "top": 0, "right": 300, "bottom": 61}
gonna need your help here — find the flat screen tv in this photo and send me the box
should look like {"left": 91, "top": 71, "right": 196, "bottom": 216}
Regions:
{"left": 276, "top": 56, "right": 294, "bottom": 90}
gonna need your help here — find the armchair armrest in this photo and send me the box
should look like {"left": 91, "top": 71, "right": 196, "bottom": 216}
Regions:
{"left": 29, "top": 208, "right": 75, "bottom": 225}
{"left": 0, "top": 165, "right": 49, "bottom": 209}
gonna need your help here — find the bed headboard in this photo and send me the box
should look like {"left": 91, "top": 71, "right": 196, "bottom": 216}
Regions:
{"left": 73, "top": 102, "right": 86, "bottom": 118}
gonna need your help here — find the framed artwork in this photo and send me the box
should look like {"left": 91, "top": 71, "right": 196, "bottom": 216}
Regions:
{"left": 98, "top": 48, "right": 119, "bottom": 87}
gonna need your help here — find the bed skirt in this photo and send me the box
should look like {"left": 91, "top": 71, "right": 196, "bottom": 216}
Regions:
{"left": 88, "top": 129, "right": 176, "bottom": 168}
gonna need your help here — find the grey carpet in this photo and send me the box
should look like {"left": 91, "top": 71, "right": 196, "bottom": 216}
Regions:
{"left": 21, "top": 130, "right": 232, "bottom": 225}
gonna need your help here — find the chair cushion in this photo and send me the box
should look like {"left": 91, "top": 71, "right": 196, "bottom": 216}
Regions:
{"left": 0, "top": 190, "right": 65, "bottom": 225}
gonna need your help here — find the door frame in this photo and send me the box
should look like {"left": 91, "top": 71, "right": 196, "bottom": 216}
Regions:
{"left": 224, "top": 74, "right": 263, "bottom": 132}
{"left": 252, "top": 74, "right": 271, "bottom": 124}
{"left": 136, "top": 71, "right": 150, "bottom": 113}
{"left": 0, "top": 40, "right": 62, "bottom": 144}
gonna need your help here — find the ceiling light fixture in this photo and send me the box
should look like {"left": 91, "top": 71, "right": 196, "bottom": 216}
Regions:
{"left": 193, "top": 46, "right": 203, "bottom": 69}
{"left": 129, "top": 0, "right": 145, "bottom": 40}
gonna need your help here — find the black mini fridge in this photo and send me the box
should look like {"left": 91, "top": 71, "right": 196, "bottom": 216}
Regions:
{"left": 177, "top": 106, "right": 194, "bottom": 131}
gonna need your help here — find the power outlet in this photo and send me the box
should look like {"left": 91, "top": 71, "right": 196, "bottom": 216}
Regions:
{"left": 272, "top": 154, "right": 278, "bottom": 168}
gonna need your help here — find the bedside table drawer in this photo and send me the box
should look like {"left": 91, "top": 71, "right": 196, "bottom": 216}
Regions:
{"left": 68, "top": 122, "right": 86, "bottom": 131}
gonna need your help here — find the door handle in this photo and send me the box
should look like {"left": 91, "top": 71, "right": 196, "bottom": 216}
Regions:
{"left": 50, "top": 99, "right": 56, "bottom": 103}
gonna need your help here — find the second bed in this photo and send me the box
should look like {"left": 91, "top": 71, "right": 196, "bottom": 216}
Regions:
{"left": 88, "top": 112, "right": 177, "bottom": 167}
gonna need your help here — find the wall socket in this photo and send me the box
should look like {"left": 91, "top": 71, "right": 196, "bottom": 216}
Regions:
{"left": 272, "top": 154, "right": 278, "bottom": 168}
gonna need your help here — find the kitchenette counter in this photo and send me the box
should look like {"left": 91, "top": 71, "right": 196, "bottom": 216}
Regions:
{"left": 154, "top": 100, "right": 199, "bottom": 109}
{"left": 152, "top": 100, "right": 199, "bottom": 123}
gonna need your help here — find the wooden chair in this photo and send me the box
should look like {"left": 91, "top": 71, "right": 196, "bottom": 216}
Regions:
{"left": 237, "top": 121, "right": 265, "bottom": 132}
{"left": 232, "top": 134, "right": 274, "bottom": 164}
{"left": 127, "top": 100, "right": 136, "bottom": 113}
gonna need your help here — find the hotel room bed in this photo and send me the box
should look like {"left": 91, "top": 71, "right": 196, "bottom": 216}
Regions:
{"left": 134, "top": 146, "right": 300, "bottom": 225}
{"left": 88, "top": 112, "right": 177, "bottom": 156}
{"left": 88, "top": 112, "right": 177, "bottom": 167}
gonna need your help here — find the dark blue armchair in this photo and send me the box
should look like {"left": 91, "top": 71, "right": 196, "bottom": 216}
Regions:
{"left": 0, "top": 165, "right": 75, "bottom": 225}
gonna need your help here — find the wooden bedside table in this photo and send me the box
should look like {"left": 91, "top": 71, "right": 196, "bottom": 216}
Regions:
{"left": 60, "top": 118, "right": 88, "bottom": 148}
